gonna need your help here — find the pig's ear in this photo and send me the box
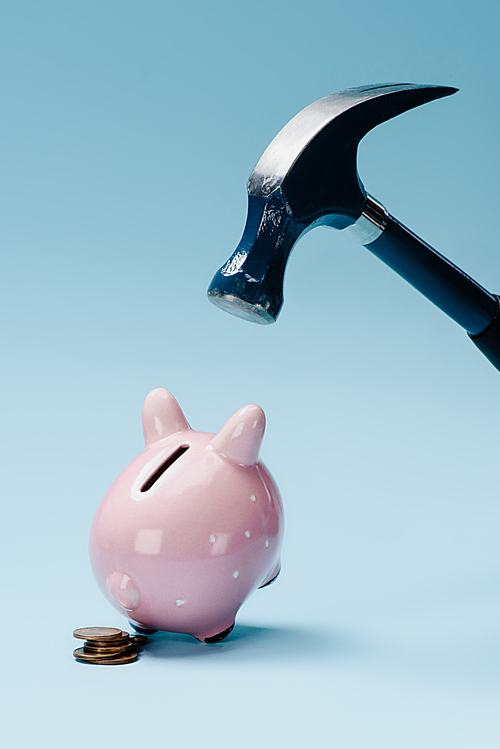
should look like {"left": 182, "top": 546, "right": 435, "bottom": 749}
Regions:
{"left": 142, "top": 388, "right": 190, "bottom": 445}
{"left": 210, "top": 404, "right": 265, "bottom": 466}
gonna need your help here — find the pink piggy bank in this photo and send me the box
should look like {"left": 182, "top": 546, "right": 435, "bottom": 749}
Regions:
{"left": 89, "top": 388, "right": 283, "bottom": 642}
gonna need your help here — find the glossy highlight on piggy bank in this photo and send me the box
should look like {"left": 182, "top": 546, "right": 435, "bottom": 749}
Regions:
{"left": 89, "top": 388, "right": 283, "bottom": 643}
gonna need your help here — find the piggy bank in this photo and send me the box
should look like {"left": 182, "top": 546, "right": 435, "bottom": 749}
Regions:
{"left": 89, "top": 388, "right": 283, "bottom": 642}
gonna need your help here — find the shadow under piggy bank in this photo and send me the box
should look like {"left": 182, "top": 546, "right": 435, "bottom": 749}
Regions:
{"left": 143, "top": 624, "right": 358, "bottom": 663}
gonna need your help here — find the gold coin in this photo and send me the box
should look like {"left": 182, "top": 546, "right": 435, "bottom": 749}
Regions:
{"left": 73, "top": 627, "right": 122, "bottom": 641}
{"left": 111, "top": 631, "right": 130, "bottom": 642}
{"left": 83, "top": 644, "right": 131, "bottom": 654}
{"left": 74, "top": 649, "right": 139, "bottom": 665}
{"left": 73, "top": 647, "right": 135, "bottom": 661}
{"left": 84, "top": 631, "right": 130, "bottom": 647}
{"left": 84, "top": 634, "right": 130, "bottom": 649}
{"left": 83, "top": 654, "right": 139, "bottom": 665}
{"left": 82, "top": 645, "right": 123, "bottom": 654}
{"left": 83, "top": 642, "right": 140, "bottom": 657}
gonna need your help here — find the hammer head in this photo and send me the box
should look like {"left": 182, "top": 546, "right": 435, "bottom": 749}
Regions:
{"left": 207, "top": 83, "right": 457, "bottom": 324}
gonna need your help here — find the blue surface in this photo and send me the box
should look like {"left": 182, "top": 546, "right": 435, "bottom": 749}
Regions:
{"left": 1, "top": 1, "right": 500, "bottom": 746}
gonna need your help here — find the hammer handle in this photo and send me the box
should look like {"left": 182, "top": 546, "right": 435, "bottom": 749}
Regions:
{"left": 364, "top": 215, "right": 500, "bottom": 369}
{"left": 364, "top": 215, "right": 496, "bottom": 334}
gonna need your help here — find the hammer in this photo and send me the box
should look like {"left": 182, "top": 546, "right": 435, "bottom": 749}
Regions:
{"left": 207, "top": 84, "right": 500, "bottom": 372}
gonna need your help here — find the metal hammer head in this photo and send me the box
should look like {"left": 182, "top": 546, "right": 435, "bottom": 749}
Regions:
{"left": 207, "top": 83, "right": 457, "bottom": 324}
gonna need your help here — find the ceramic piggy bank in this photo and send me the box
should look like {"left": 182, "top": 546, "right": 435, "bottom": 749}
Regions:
{"left": 89, "top": 388, "right": 283, "bottom": 642}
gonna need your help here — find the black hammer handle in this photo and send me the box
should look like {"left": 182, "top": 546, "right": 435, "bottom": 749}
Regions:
{"left": 362, "top": 214, "right": 500, "bottom": 371}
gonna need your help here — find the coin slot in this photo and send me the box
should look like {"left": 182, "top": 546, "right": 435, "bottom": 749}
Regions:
{"left": 141, "top": 445, "right": 189, "bottom": 493}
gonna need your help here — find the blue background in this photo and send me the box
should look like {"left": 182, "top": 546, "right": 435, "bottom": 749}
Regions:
{"left": 2, "top": 1, "right": 499, "bottom": 746}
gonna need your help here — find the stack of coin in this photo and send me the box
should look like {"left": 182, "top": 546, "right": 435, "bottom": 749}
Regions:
{"left": 73, "top": 627, "right": 148, "bottom": 665}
